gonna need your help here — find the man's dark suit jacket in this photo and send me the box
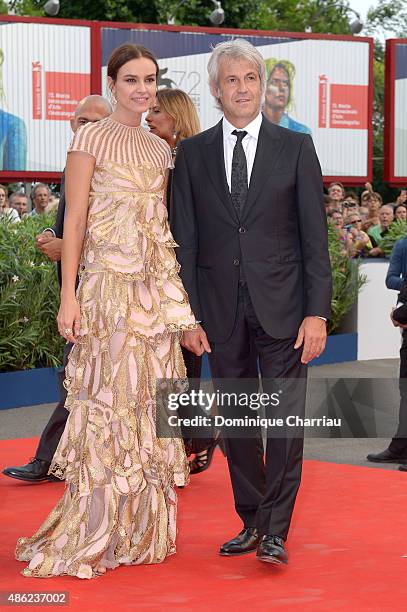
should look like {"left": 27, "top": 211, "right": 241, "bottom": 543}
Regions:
{"left": 170, "top": 116, "right": 332, "bottom": 343}
{"left": 50, "top": 172, "right": 65, "bottom": 288}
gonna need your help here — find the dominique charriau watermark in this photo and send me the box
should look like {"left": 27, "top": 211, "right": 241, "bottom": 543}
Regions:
{"left": 167, "top": 413, "right": 342, "bottom": 429}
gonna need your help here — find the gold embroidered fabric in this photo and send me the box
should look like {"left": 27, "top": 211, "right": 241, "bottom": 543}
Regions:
{"left": 16, "top": 118, "right": 197, "bottom": 579}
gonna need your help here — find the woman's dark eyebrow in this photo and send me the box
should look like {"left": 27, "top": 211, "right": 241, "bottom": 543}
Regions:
{"left": 122, "top": 73, "right": 156, "bottom": 78}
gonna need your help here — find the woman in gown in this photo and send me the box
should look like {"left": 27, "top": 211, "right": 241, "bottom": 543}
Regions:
{"left": 15, "top": 43, "right": 197, "bottom": 579}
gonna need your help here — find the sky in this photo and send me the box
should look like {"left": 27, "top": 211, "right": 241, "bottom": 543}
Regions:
{"left": 349, "top": 0, "right": 377, "bottom": 22}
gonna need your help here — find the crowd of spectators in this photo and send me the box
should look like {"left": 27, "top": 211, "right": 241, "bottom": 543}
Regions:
{"left": 325, "top": 181, "right": 407, "bottom": 258}
{"left": 0, "top": 183, "right": 59, "bottom": 223}
{"left": 1, "top": 179, "right": 406, "bottom": 262}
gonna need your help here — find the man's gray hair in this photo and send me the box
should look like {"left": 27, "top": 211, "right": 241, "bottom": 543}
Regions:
{"left": 380, "top": 204, "right": 394, "bottom": 214}
{"left": 9, "top": 191, "right": 27, "bottom": 203}
{"left": 32, "top": 183, "right": 50, "bottom": 198}
{"left": 207, "top": 38, "right": 267, "bottom": 110}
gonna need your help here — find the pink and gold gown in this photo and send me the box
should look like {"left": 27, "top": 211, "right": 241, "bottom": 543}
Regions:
{"left": 15, "top": 117, "right": 196, "bottom": 579}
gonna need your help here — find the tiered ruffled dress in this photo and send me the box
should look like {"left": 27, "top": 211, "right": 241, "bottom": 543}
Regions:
{"left": 15, "top": 117, "right": 197, "bottom": 579}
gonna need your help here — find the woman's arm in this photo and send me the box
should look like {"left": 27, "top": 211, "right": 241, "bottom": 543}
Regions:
{"left": 57, "top": 151, "right": 95, "bottom": 343}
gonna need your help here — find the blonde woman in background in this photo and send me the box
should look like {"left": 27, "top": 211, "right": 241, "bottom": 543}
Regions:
{"left": 146, "top": 88, "right": 200, "bottom": 155}
{"left": 0, "top": 184, "right": 20, "bottom": 223}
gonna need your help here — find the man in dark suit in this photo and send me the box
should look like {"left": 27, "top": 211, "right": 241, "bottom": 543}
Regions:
{"left": 3, "top": 95, "right": 112, "bottom": 483}
{"left": 171, "top": 39, "right": 332, "bottom": 565}
{"left": 368, "top": 236, "right": 407, "bottom": 466}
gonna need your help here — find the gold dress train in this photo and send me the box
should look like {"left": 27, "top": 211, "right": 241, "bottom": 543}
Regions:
{"left": 15, "top": 118, "right": 196, "bottom": 579}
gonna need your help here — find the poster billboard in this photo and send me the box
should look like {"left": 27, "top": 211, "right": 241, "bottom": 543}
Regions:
{"left": 101, "top": 27, "right": 372, "bottom": 183}
{"left": 0, "top": 19, "right": 91, "bottom": 178}
{"left": 0, "top": 17, "right": 372, "bottom": 183}
{"left": 384, "top": 39, "right": 407, "bottom": 184}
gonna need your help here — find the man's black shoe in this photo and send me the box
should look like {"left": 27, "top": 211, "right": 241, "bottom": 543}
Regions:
{"left": 256, "top": 535, "right": 288, "bottom": 565}
{"left": 219, "top": 528, "right": 260, "bottom": 556}
{"left": 366, "top": 449, "right": 407, "bottom": 463}
{"left": 2, "top": 458, "right": 58, "bottom": 482}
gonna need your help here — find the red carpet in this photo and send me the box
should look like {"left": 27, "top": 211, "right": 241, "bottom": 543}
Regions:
{"left": 1, "top": 437, "right": 407, "bottom": 611}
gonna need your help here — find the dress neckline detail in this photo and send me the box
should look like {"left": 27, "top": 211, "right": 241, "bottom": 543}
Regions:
{"left": 108, "top": 117, "right": 143, "bottom": 130}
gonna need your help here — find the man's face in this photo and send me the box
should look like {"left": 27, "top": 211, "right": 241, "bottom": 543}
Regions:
{"left": 379, "top": 207, "right": 394, "bottom": 228}
{"left": 11, "top": 196, "right": 28, "bottom": 216}
{"left": 33, "top": 187, "right": 49, "bottom": 211}
{"left": 331, "top": 212, "right": 343, "bottom": 228}
{"left": 215, "top": 57, "right": 262, "bottom": 127}
{"left": 367, "top": 197, "right": 380, "bottom": 213}
{"left": 396, "top": 206, "right": 407, "bottom": 221}
{"left": 325, "top": 201, "right": 336, "bottom": 215}
{"left": 265, "top": 67, "right": 290, "bottom": 112}
{"left": 70, "top": 102, "right": 112, "bottom": 133}
{"left": 328, "top": 184, "right": 344, "bottom": 201}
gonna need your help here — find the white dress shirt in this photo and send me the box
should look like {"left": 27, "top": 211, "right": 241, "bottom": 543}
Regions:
{"left": 1, "top": 207, "right": 20, "bottom": 223}
{"left": 222, "top": 113, "right": 262, "bottom": 191}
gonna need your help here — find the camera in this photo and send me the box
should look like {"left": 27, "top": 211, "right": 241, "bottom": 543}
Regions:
{"left": 392, "top": 281, "right": 407, "bottom": 325}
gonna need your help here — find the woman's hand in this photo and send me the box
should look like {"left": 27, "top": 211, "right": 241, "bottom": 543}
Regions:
{"left": 57, "top": 294, "right": 81, "bottom": 343}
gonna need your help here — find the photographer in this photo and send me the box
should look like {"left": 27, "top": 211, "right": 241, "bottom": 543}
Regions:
{"left": 328, "top": 210, "right": 353, "bottom": 256}
{"left": 367, "top": 235, "right": 407, "bottom": 467}
{"left": 344, "top": 212, "right": 372, "bottom": 258}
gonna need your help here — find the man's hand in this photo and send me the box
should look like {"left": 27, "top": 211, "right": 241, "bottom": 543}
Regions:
{"left": 368, "top": 246, "right": 384, "bottom": 258}
{"left": 294, "top": 316, "right": 327, "bottom": 364}
{"left": 35, "top": 232, "right": 62, "bottom": 262}
{"left": 390, "top": 308, "right": 407, "bottom": 329}
{"left": 181, "top": 323, "right": 211, "bottom": 356}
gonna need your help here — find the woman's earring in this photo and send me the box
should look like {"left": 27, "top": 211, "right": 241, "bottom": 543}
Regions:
{"left": 110, "top": 90, "right": 117, "bottom": 106}
{"left": 172, "top": 132, "right": 178, "bottom": 157}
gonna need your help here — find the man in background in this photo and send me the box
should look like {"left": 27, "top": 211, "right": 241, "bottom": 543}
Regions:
{"left": 368, "top": 205, "right": 394, "bottom": 257}
{"left": 3, "top": 95, "right": 112, "bottom": 483}
{"left": 9, "top": 191, "right": 28, "bottom": 218}
{"left": 368, "top": 235, "right": 407, "bottom": 467}
{"left": 27, "top": 183, "right": 50, "bottom": 216}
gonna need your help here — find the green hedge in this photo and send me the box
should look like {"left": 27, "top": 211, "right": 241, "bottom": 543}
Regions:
{"left": 379, "top": 220, "right": 407, "bottom": 258}
{"left": 327, "top": 223, "right": 367, "bottom": 334}
{"left": 0, "top": 214, "right": 65, "bottom": 372}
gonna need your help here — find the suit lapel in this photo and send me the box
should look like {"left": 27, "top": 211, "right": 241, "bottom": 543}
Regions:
{"left": 242, "top": 117, "right": 284, "bottom": 222}
{"left": 203, "top": 119, "right": 239, "bottom": 223}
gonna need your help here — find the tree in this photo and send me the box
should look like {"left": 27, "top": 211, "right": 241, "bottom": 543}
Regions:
{"left": 366, "top": 0, "right": 407, "bottom": 39}
{"left": 9, "top": 0, "right": 352, "bottom": 33}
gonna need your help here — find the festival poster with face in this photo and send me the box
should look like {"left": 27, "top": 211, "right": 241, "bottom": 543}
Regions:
{"left": 0, "top": 21, "right": 91, "bottom": 172}
{"left": 101, "top": 28, "right": 371, "bottom": 181}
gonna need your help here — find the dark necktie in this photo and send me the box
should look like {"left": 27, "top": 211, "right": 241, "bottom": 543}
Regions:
{"left": 231, "top": 130, "right": 248, "bottom": 217}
